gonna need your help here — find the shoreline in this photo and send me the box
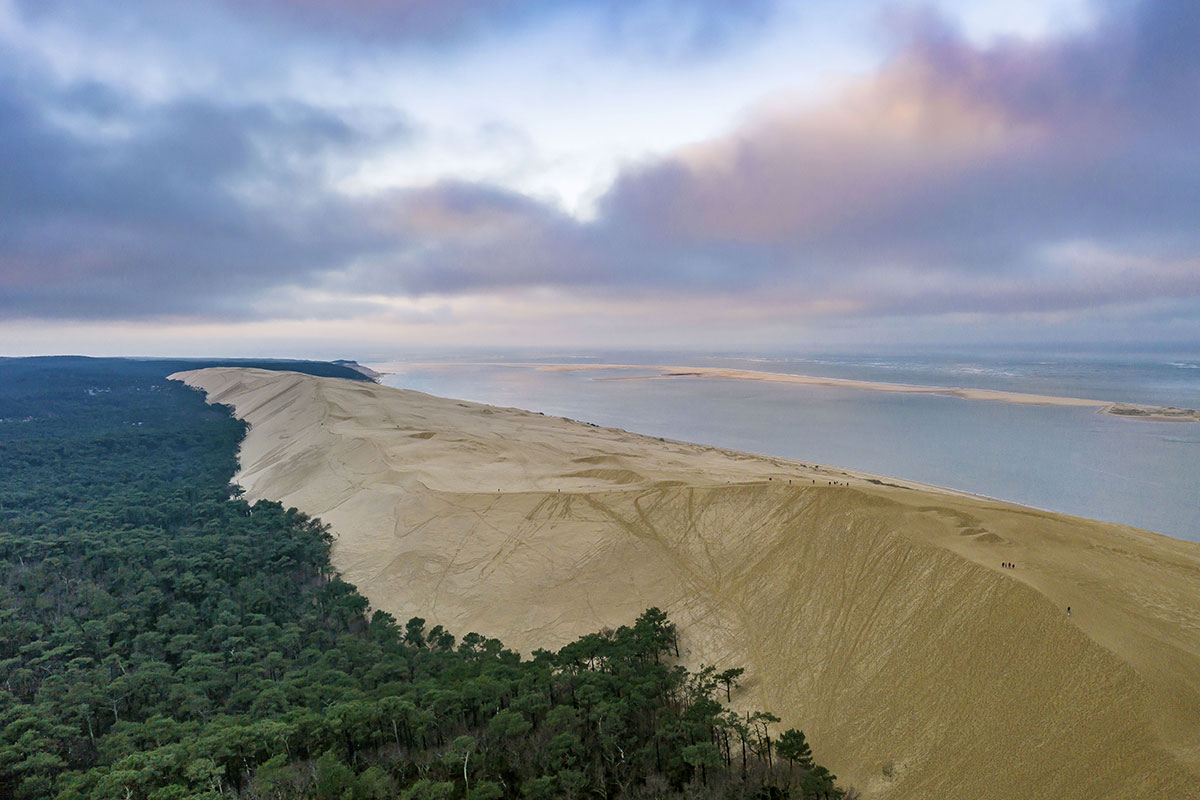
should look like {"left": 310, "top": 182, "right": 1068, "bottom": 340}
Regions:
{"left": 360, "top": 365, "right": 1186, "bottom": 527}
{"left": 391, "top": 361, "right": 1200, "bottom": 422}
{"left": 187, "top": 366, "right": 1158, "bottom": 528}
{"left": 174, "top": 367, "right": 1200, "bottom": 800}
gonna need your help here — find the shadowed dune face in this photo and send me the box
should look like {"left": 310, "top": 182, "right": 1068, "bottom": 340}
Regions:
{"left": 172, "top": 367, "right": 1200, "bottom": 800}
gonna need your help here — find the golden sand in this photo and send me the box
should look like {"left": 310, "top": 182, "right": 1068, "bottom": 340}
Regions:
{"left": 173, "top": 367, "right": 1200, "bottom": 799}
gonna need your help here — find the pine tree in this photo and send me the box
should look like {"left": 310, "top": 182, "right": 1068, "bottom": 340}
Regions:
{"left": 777, "top": 728, "right": 814, "bottom": 769}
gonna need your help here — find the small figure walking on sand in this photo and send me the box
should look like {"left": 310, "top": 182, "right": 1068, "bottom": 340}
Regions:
{"left": 1067, "top": 606, "right": 1071, "bottom": 617}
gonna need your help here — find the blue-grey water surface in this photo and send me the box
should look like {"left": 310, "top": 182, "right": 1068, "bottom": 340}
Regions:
{"left": 376, "top": 352, "right": 1200, "bottom": 542}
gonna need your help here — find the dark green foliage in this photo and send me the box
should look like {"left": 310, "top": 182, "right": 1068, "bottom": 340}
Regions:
{"left": 778, "top": 729, "right": 814, "bottom": 770}
{"left": 799, "top": 765, "right": 838, "bottom": 799}
{"left": 0, "top": 357, "right": 844, "bottom": 799}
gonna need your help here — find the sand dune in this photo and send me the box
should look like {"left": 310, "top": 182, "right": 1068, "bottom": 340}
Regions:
{"left": 173, "top": 367, "right": 1200, "bottom": 799}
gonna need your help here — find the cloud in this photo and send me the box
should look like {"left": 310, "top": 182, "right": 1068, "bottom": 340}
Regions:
{"left": 341, "top": 181, "right": 616, "bottom": 295}
{"left": 508, "top": 0, "right": 1200, "bottom": 315}
{"left": 332, "top": 0, "right": 1200, "bottom": 319}
{"left": 13, "top": 0, "right": 775, "bottom": 57}
{"left": 604, "top": 0, "right": 1199, "bottom": 263}
{"left": 231, "top": 0, "right": 776, "bottom": 58}
{"left": 0, "top": 60, "right": 413, "bottom": 319}
{"left": 2, "top": 0, "right": 1198, "bottom": 340}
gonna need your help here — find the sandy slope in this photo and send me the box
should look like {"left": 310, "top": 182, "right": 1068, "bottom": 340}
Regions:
{"left": 173, "top": 367, "right": 1200, "bottom": 799}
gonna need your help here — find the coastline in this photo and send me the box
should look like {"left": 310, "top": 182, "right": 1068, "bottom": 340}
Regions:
{"left": 174, "top": 367, "right": 1200, "bottom": 800}
{"left": 396, "top": 361, "right": 1200, "bottom": 422}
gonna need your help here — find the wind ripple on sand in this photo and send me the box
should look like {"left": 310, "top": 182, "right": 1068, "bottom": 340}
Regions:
{"left": 172, "top": 368, "right": 1200, "bottom": 800}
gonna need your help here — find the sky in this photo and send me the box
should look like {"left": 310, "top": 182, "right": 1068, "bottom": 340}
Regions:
{"left": 1, "top": 0, "right": 1198, "bottom": 357}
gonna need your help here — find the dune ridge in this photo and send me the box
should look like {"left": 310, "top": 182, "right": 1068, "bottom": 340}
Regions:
{"left": 173, "top": 367, "right": 1200, "bottom": 799}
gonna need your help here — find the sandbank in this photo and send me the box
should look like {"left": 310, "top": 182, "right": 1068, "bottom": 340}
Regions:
{"left": 173, "top": 367, "right": 1200, "bottom": 800}
{"left": 398, "top": 361, "right": 1199, "bottom": 422}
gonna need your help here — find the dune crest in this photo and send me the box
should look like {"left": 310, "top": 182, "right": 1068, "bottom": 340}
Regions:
{"left": 172, "top": 367, "right": 1200, "bottom": 799}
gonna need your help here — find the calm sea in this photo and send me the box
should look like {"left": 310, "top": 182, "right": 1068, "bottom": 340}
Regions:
{"left": 373, "top": 351, "right": 1200, "bottom": 543}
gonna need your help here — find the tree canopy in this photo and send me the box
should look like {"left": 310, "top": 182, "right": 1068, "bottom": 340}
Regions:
{"left": 0, "top": 357, "right": 843, "bottom": 799}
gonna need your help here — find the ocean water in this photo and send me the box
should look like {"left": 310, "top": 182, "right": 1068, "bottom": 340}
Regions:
{"left": 375, "top": 352, "right": 1200, "bottom": 542}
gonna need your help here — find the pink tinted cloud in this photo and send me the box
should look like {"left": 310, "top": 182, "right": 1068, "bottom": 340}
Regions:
{"left": 4, "top": 0, "right": 1198, "bottom": 332}
{"left": 557, "top": 0, "right": 1200, "bottom": 312}
{"left": 601, "top": 4, "right": 1159, "bottom": 249}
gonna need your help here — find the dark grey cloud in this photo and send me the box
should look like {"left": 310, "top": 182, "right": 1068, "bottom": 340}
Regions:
{"left": 235, "top": 0, "right": 776, "bottom": 58}
{"left": 15, "top": 0, "right": 775, "bottom": 58}
{"left": 0, "top": 64, "right": 412, "bottom": 319}
{"left": 3, "top": 0, "right": 1198, "bottom": 329}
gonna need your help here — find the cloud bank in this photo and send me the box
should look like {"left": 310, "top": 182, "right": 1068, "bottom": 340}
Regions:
{"left": 1, "top": 0, "right": 1198, "bottom": 347}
